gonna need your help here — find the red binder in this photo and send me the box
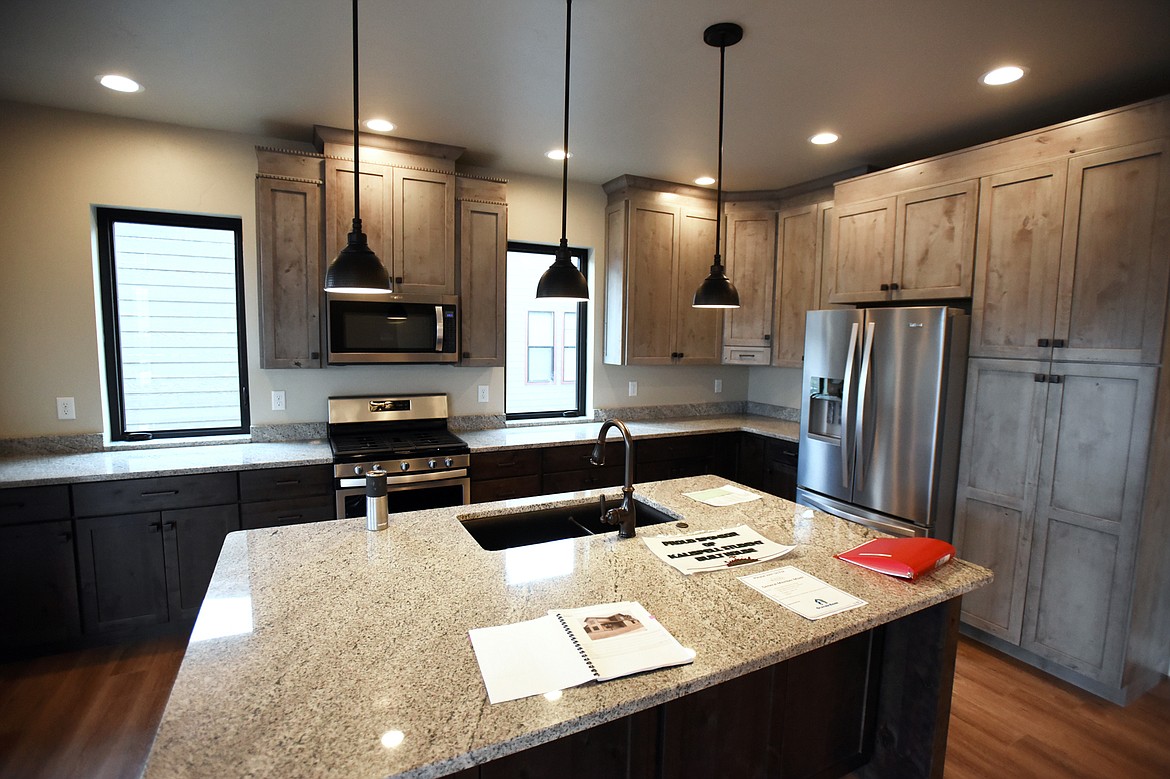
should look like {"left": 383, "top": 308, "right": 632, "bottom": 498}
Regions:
{"left": 834, "top": 537, "right": 956, "bottom": 580}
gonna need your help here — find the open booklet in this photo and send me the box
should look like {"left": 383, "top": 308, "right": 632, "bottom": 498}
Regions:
{"left": 469, "top": 601, "right": 695, "bottom": 704}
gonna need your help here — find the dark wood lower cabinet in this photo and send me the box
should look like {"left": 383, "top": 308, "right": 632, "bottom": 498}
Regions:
{"left": 0, "top": 519, "right": 82, "bottom": 655}
{"left": 461, "top": 601, "right": 959, "bottom": 779}
{"left": 76, "top": 504, "right": 240, "bottom": 634}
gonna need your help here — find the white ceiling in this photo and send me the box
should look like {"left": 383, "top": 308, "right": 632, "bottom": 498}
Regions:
{"left": 3, "top": 0, "right": 1170, "bottom": 191}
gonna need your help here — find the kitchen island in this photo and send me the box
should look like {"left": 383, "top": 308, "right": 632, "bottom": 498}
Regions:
{"left": 142, "top": 475, "right": 990, "bottom": 778}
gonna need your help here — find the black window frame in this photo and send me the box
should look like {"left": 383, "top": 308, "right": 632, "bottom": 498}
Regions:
{"left": 95, "top": 207, "right": 250, "bottom": 441}
{"left": 505, "top": 240, "right": 588, "bottom": 421}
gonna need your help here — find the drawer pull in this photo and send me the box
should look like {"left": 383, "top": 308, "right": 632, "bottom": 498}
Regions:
{"left": 141, "top": 490, "right": 179, "bottom": 498}
{"left": 0, "top": 502, "right": 25, "bottom": 509}
{"left": 57, "top": 531, "right": 73, "bottom": 542}
{"left": 150, "top": 521, "right": 163, "bottom": 532}
{"left": 495, "top": 461, "right": 517, "bottom": 468}
{"left": 278, "top": 514, "right": 304, "bottom": 521}
{"left": 275, "top": 480, "right": 301, "bottom": 486}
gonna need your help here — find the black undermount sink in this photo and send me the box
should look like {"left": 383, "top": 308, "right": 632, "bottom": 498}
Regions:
{"left": 459, "top": 497, "right": 679, "bottom": 551}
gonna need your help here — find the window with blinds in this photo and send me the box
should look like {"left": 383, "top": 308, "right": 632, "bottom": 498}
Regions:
{"left": 95, "top": 208, "right": 249, "bottom": 440}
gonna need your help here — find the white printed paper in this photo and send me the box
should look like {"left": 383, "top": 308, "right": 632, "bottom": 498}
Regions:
{"left": 642, "top": 524, "right": 794, "bottom": 574}
{"left": 682, "top": 484, "right": 762, "bottom": 506}
{"left": 738, "top": 566, "right": 867, "bottom": 620}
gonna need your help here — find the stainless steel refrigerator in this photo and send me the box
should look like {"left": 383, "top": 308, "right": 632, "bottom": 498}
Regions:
{"left": 795, "top": 307, "right": 969, "bottom": 538}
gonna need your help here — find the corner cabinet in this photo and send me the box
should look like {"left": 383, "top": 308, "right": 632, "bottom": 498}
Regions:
{"left": 772, "top": 198, "right": 836, "bottom": 367}
{"left": 456, "top": 176, "right": 508, "bottom": 367}
{"left": 828, "top": 179, "right": 978, "bottom": 304}
{"left": 603, "top": 176, "right": 722, "bottom": 366}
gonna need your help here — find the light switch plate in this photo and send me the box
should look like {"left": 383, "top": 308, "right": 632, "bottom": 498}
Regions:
{"left": 271, "top": 390, "right": 286, "bottom": 411}
{"left": 56, "top": 397, "right": 76, "bottom": 420}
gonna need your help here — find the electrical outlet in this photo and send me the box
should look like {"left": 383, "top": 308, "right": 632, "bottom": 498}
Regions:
{"left": 56, "top": 397, "right": 76, "bottom": 420}
{"left": 628, "top": 381, "right": 638, "bottom": 397}
{"left": 271, "top": 390, "right": 286, "bottom": 411}
{"left": 477, "top": 385, "right": 489, "bottom": 403}
{"left": 714, "top": 379, "right": 723, "bottom": 394}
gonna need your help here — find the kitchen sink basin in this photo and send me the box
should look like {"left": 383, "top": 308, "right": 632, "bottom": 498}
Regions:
{"left": 459, "top": 497, "right": 680, "bottom": 551}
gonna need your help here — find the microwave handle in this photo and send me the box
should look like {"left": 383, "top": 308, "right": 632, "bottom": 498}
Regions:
{"left": 435, "top": 305, "right": 444, "bottom": 352}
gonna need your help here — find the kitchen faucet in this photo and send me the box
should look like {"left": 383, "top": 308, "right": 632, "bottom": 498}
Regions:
{"left": 590, "top": 419, "right": 637, "bottom": 538}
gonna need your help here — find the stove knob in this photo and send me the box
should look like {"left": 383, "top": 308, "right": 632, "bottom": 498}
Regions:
{"left": 353, "top": 465, "right": 364, "bottom": 476}
{"left": 427, "top": 459, "right": 437, "bottom": 469}
{"left": 444, "top": 457, "right": 454, "bottom": 468}
{"left": 400, "top": 462, "right": 410, "bottom": 472}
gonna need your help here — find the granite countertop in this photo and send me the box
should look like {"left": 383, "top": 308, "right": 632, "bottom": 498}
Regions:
{"left": 0, "top": 415, "right": 797, "bottom": 488}
{"left": 143, "top": 474, "right": 990, "bottom": 779}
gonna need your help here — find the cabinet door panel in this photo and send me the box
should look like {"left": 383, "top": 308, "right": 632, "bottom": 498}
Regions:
{"left": 0, "top": 520, "right": 82, "bottom": 652}
{"left": 828, "top": 197, "right": 895, "bottom": 303}
{"left": 773, "top": 203, "right": 820, "bottom": 366}
{"left": 325, "top": 158, "right": 391, "bottom": 264}
{"left": 458, "top": 200, "right": 507, "bottom": 366}
{"left": 893, "top": 179, "right": 978, "bottom": 299}
{"left": 76, "top": 512, "right": 170, "bottom": 633}
{"left": 167, "top": 504, "right": 241, "bottom": 620}
{"left": 1022, "top": 363, "right": 1156, "bottom": 682}
{"left": 394, "top": 168, "right": 455, "bottom": 294}
{"left": 1055, "top": 141, "right": 1170, "bottom": 364}
{"left": 256, "top": 177, "right": 322, "bottom": 368}
{"left": 722, "top": 210, "right": 776, "bottom": 347}
{"left": 953, "top": 358, "right": 1048, "bottom": 642}
{"left": 626, "top": 205, "right": 677, "bottom": 364}
{"left": 970, "top": 164, "right": 1066, "bottom": 359}
{"left": 675, "top": 207, "right": 722, "bottom": 364}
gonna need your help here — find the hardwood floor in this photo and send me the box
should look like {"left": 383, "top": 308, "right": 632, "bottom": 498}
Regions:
{"left": 0, "top": 634, "right": 1167, "bottom": 778}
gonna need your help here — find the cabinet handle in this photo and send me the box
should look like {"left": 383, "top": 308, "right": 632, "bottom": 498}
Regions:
{"left": 1037, "top": 338, "right": 1051, "bottom": 348}
{"left": 275, "top": 480, "right": 301, "bottom": 486}
{"left": 763, "top": 334, "right": 770, "bottom": 341}
{"left": 1049, "top": 374, "right": 1063, "bottom": 384}
{"left": 497, "top": 491, "right": 517, "bottom": 499}
{"left": 1034, "top": 374, "right": 1048, "bottom": 383}
{"left": 164, "top": 521, "right": 177, "bottom": 530}
{"left": 141, "top": 490, "right": 179, "bottom": 498}
{"left": 677, "top": 352, "right": 684, "bottom": 359}
{"left": 395, "top": 276, "right": 404, "bottom": 285}
{"left": 495, "top": 461, "right": 517, "bottom": 468}
{"left": 310, "top": 351, "right": 320, "bottom": 360}
{"left": 150, "top": 521, "right": 163, "bottom": 532}
{"left": 880, "top": 283, "right": 890, "bottom": 291}
{"left": 0, "top": 501, "right": 25, "bottom": 509}
{"left": 1053, "top": 339, "right": 1066, "bottom": 348}
{"left": 462, "top": 352, "right": 471, "bottom": 359}
{"left": 277, "top": 514, "right": 303, "bottom": 521}
{"left": 57, "top": 530, "right": 73, "bottom": 542}
{"left": 890, "top": 282, "right": 900, "bottom": 291}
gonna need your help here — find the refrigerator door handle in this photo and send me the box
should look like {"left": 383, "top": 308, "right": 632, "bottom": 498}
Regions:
{"left": 854, "top": 321, "right": 876, "bottom": 491}
{"left": 839, "top": 323, "right": 860, "bottom": 489}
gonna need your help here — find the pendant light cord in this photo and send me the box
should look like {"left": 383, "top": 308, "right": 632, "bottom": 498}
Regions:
{"left": 559, "top": 0, "right": 572, "bottom": 250}
{"left": 352, "top": 0, "right": 361, "bottom": 228}
{"left": 713, "top": 41, "right": 725, "bottom": 266}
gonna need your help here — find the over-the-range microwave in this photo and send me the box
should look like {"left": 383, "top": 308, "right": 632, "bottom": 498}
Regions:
{"left": 326, "top": 292, "right": 459, "bottom": 364}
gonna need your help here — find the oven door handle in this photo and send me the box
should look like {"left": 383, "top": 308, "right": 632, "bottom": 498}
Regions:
{"left": 338, "top": 468, "right": 468, "bottom": 489}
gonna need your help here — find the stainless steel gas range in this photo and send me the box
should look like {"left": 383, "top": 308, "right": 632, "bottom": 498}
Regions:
{"left": 327, "top": 394, "right": 471, "bottom": 519}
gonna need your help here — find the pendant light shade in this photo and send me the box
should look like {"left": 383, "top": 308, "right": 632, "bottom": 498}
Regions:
{"left": 692, "top": 22, "right": 742, "bottom": 310}
{"left": 536, "top": 0, "right": 589, "bottom": 300}
{"left": 324, "top": 0, "right": 392, "bottom": 294}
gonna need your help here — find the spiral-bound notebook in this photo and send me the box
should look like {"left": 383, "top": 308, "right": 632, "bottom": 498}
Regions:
{"left": 469, "top": 601, "right": 695, "bottom": 704}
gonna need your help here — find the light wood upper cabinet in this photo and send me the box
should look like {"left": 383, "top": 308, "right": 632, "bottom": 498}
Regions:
{"left": 969, "top": 163, "right": 1067, "bottom": 360}
{"left": 393, "top": 168, "right": 456, "bottom": 295}
{"left": 325, "top": 159, "right": 456, "bottom": 295}
{"left": 457, "top": 198, "right": 507, "bottom": 367}
{"left": 828, "top": 197, "right": 895, "bottom": 303}
{"left": 1054, "top": 141, "right": 1170, "bottom": 364}
{"left": 828, "top": 180, "right": 977, "bottom": 303}
{"left": 603, "top": 177, "right": 722, "bottom": 366}
{"left": 771, "top": 202, "right": 827, "bottom": 367}
{"left": 721, "top": 209, "right": 776, "bottom": 348}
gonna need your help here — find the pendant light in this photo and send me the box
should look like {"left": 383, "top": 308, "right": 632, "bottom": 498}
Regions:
{"left": 692, "top": 22, "right": 742, "bottom": 309}
{"left": 536, "top": 0, "right": 590, "bottom": 300}
{"left": 324, "top": 0, "right": 392, "bottom": 294}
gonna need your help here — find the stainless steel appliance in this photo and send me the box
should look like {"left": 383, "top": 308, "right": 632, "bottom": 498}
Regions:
{"left": 326, "top": 293, "right": 459, "bottom": 364}
{"left": 796, "top": 307, "right": 969, "bottom": 538}
{"left": 328, "top": 394, "right": 470, "bottom": 519}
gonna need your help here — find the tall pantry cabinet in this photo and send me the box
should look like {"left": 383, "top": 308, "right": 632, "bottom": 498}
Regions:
{"left": 949, "top": 99, "right": 1170, "bottom": 704}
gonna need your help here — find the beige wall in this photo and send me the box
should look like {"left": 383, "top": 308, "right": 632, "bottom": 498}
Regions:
{"left": 0, "top": 101, "right": 753, "bottom": 440}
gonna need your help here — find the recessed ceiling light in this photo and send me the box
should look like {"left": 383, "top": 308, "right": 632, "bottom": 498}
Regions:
{"left": 97, "top": 74, "right": 142, "bottom": 93}
{"left": 980, "top": 65, "right": 1025, "bottom": 86}
{"left": 809, "top": 132, "right": 839, "bottom": 145}
{"left": 694, "top": 176, "right": 716, "bottom": 186}
{"left": 365, "top": 119, "right": 395, "bottom": 132}
{"left": 546, "top": 149, "right": 572, "bottom": 161}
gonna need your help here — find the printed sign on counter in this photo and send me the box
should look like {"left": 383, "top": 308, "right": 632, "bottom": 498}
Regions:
{"left": 642, "top": 524, "right": 794, "bottom": 575}
{"left": 737, "top": 566, "right": 867, "bottom": 620}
